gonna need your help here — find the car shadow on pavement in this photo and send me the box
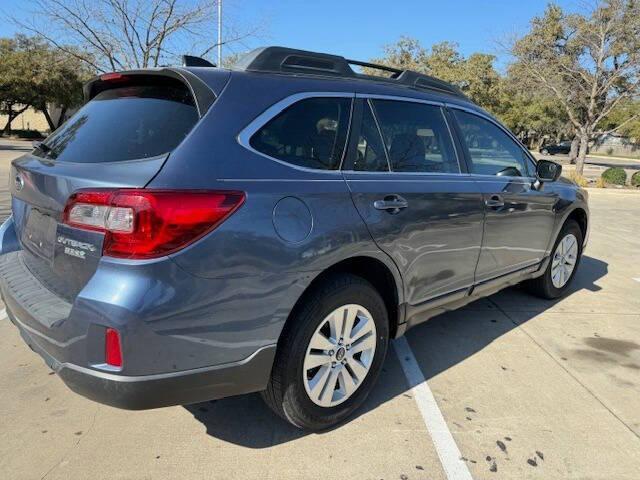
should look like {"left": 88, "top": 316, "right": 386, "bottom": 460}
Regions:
{"left": 185, "top": 255, "right": 607, "bottom": 448}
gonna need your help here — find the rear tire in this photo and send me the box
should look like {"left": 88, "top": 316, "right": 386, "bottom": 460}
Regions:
{"left": 525, "top": 219, "right": 583, "bottom": 299}
{"left": 261, "top": 274, "right": 389, "bottom": 430}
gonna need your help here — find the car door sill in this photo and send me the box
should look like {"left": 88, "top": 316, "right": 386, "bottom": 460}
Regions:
{"left": 403, "top": 259, "right": 547, "bottom": 331}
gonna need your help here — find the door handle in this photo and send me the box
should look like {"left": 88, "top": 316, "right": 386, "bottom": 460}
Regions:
{"left": 485, "top": 195, "right": 505, "bottom": 209}
{"left": 374, "top": 195, "right": 409, "bottom": 214}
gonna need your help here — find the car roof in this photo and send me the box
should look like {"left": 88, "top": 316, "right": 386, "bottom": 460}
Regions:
{"left": 182, "top": 66, "right": 486, "bottom": 116}
{"left": 85, "top": 45, "right": 491, "bottom": 120}
{"left": 180, "top": 46, "right": 488, "bottom": 116}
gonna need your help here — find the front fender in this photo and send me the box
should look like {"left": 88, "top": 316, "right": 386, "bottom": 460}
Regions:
{"left": 545, "top": 186, "right": 589, "bottom": 255}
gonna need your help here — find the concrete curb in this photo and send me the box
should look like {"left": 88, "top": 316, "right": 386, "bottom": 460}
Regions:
{"left": 584, "top": 187, "right": 640, "bottom": 195}
{"left": 588, "top": 154, "right": 640, "bottom": 163}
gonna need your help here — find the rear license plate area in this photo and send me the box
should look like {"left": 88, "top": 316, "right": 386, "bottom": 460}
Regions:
{"left": 21, "top": 209, "right": 57, "bottom": 263}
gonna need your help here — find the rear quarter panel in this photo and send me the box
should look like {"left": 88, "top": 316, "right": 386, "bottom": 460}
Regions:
{"left": 145, "top": 73, "right": 404, "bottom": 360}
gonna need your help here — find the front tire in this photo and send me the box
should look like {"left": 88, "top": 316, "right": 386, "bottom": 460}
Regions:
{"left": 525, "top": 219, "right": 583, "bottom": 299}
{"left": 262, "top": 274, "right": 389, "bottom": 430}
{"left": 541, "top": 148, "right": 550, "bottom": 155}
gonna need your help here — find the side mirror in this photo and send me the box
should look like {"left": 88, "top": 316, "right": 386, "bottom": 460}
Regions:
{"left": 536, "top": 159, "right": 562, "bottom": 182}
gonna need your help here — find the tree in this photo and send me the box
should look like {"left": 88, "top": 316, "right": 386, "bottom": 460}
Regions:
{"left": 0, "top": 38, "right": 36, "bottom": 135}
{"left": 220, "top": 51, "right": 245, "bottom": 69}
{"left": 598, "top": 98, "right": 640, "bottom": 141}
{"left": 497, "top": 86, "right": 570, "bottom": 148}
{"left": 0, "top": 35, "right": 91, "bottom": 134}
{"left": 369, "top": 38, "right": 504, "bottom": 113}
{"left": 509, "top": 1, "right": 640, "bottom": 175}
{"left": 369, "top": 36, "right": 430, "bottom": 74}
{"left": 13, "top": 0, "right": 261, "bottom": 73}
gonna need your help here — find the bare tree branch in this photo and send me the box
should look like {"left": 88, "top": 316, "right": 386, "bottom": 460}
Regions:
{"left": 10, "top": 0, "right": 263, "bottom": 71}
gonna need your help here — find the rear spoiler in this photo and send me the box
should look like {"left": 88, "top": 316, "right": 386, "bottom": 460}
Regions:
{"left": 83, "top": 68, "right": 217, "bottom": 117}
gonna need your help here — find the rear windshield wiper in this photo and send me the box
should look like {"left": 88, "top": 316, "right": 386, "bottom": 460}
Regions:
{"left": 33, "top": 142, "right": 52, "bottom": 156}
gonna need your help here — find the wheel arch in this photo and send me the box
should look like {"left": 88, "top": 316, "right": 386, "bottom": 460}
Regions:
{"left": 566, "top": 207, "right": 588, "bottom": 243}
{"left": 546, "top": 203, "right": 589, "bottom": 256}
{"left": 283, "top": 255, "right": 404, "bottom": 342}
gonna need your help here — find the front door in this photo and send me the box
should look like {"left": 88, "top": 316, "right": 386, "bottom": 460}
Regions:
{"left": 343, "top": 97, "right": 485, "bottom": 307}
{"left": 449, "top": 108, "right": 558, "bottom": 283}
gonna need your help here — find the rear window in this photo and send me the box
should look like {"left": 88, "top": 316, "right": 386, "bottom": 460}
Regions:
{"left": 249, "top": 97, "right": 351, "bottom": 170}
{"left": 36, "top": 85, "right": 198, "bottom": 163}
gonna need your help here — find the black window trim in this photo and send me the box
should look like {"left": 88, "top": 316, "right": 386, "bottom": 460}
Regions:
{"left": 446, "top": 103, "right": 537, "bottom": 179}
{"left": 237, "top": 91, "right": 355, "bottom": 174}
{"left": 364, "top": 98, "right": 392, "bottom": 172}
{"left": 341, "top": 93, "right": 463, "bottom": 176}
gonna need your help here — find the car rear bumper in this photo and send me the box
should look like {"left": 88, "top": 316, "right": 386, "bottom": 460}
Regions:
{"left": 9, "top": 309, "right": 275, "bottom": 409}
{"left": 0, "top": 215, "right": 284, "bottom": 409}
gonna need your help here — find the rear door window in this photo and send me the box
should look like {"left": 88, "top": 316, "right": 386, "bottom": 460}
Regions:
{"left": 37, "top": 85, "right": 198, "bottom": 163}
{"left": 371, "top": 100, "right": 459, "bottom": 173}
{"left": 249, "top": 97, "right": 352, "bottom": 170}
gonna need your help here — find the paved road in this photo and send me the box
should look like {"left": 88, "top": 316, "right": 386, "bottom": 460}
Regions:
{"left": 1, "top": 140, "right": 639, "bottom": 479}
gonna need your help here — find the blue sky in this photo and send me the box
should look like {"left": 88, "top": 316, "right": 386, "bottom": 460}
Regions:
{"left": 0, "top": 0, "right": 580, "bottom": 68}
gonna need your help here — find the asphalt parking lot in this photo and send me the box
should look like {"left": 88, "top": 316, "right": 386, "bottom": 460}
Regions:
{"left": 1, "top": 140, "right": 639, "bottom": 479}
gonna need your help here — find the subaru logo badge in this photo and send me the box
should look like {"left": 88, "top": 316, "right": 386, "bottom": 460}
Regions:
{"left": 14, "top": 175, "right": 24, "bottom": 191}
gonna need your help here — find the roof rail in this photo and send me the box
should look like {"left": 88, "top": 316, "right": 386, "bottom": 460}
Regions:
{"left": 234, "top": 46, "right": 465, "bottom": 98}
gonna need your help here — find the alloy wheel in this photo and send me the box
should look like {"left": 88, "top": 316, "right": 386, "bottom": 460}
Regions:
{"left": 551, "top": 233, "right": 578, "bottom": 288}
{"left": 303, "top": 304, "right": 377, "bottom": 407}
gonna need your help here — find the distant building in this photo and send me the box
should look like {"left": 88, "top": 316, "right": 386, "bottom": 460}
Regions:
{"left": 0, "top": 106, "right": 49, "bottom": 134}
{"left": 591, "top": 132, "right": 640, "bottom": 157}
{"left": 0, "top": 104, "right": 76, "bottom": 136}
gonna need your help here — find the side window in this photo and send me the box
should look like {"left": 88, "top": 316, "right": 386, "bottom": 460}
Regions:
{"left": 249, "top": 97, "right": 351, "bottom": 170}
{"left": 353, "top": 102, "right": 389, "bottom": 172}
{"left": 371, "top": 100, "right": 459, "bottom": 173}
{"left": 453, "top": 109, "right": 529, "bottom": 177}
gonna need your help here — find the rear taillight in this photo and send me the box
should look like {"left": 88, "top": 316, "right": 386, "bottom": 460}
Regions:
{"left": 63, "top": 189, "right": 245, "bottom": 259}
{"left": 105, "top": 328, "right": 122, "bottom": 367}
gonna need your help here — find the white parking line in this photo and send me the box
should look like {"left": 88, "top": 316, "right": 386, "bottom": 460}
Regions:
{"left": 0, "top": 308, "right": 6, "bottom": 319}
{"left": 393, "top": 337, "right": 474, "bottom": 480}
{"left": 634, "top": 278, "right": 640, "bottom": 283}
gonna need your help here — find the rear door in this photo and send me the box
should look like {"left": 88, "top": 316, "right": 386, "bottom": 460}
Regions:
{"left": 343, "top": 96, "right": 484, "bottom": 308}
{"left": 11, "top": 76, "right": 202, "bottom": 301}
{"left": 449, "top": 107, "right": 557, "bottom": 282}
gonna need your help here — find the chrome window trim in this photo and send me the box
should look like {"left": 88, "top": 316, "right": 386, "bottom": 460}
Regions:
{"left": 445, "top": 103, "right": 538, "bottom": 179}
{"left": 355, "top": 93, "right": 445, "bottom": 107}
{"left": 341, "top": 173, "right": 533, "bottom": 184}
{"left": 237, "top": 91, "right": 355, "bottom": 174}
{"left": 342, "top": 94, "right": 462, "bottom": 175}
{"left": 237, "top": 91, "right": 534, "bottom": 179}
{"left": 342, "top": 170, "right": 471, "bottom": 178}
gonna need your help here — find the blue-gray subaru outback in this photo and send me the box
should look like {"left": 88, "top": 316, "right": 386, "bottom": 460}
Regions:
{"left": 0, "top": 47, "right": 589, "bottom": 430}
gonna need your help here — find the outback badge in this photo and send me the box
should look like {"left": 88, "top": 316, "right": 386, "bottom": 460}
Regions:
{"left": 57, "top": 235, "right": 96, "bottom": 260}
